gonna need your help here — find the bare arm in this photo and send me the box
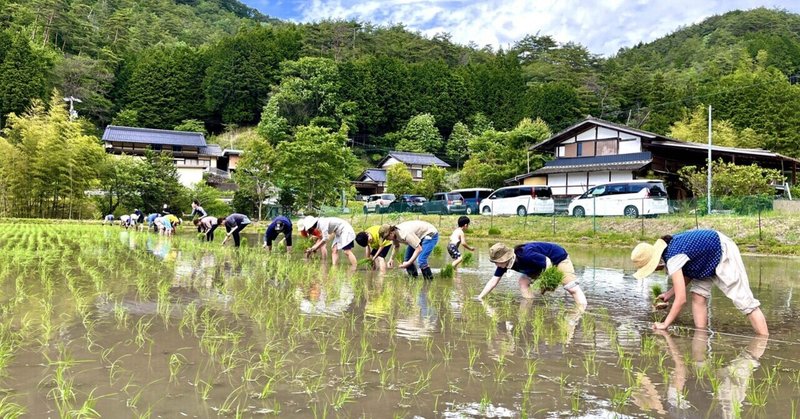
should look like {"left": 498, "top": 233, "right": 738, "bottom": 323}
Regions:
{"left": 477, "top": 276, "right": 502, "bottom": 300}
{"left": 655, "top": 269, "right": 688, "bottom": 330}
{"left": 399, "top": 246, "right": 421, "bottom": 268}
{"left": 460, "top": 231, "right": 475, "bottom": 251}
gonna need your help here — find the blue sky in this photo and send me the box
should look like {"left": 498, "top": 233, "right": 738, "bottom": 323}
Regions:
{"left": 241, "top": 0, "right": 800, "bottom": 57}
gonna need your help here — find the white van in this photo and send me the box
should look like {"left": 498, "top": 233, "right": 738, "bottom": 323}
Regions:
{"left": 567, "top": 180, "right": 669, "bottom": 217}
{"left": 479, "top": 185, "right": 555, "bottom": 216}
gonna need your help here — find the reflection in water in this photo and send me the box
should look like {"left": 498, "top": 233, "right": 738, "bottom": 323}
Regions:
{"left": 297, "top": 266, "right": 354, "bottom": 317}
{"left": 395, "top": 282, "right": 438, "bottom": 340}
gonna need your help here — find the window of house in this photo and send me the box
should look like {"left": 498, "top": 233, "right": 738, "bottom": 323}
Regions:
{"left": 415, "top": 169, "right": 423, "bottom": 178}
{"left": 564, "top": 143, "right": 578, "bottom": 157}
{"left": 578, "top": 141, "right": 596, "bottom": 157}
{"left": 596, "top": 140, "right": 618, "bottom": 156}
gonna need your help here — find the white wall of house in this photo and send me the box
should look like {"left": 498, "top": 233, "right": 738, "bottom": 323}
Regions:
{"left": 177, "top": 167, "right": 205, "bottom": 187}
{"left": 547, "top": 170, "right": 635, "bottom": 196}
{"left": 556, "top": 127, "right": 643, "bottom": 157}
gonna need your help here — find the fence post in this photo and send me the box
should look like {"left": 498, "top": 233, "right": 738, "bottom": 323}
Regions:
{"left": 552, "top": 211, "right": 556, "bottom": 236}
{"left": 592, "top": 196, "right": 596, "bottom": 234}
{"left": 641, "top": 197, "right": 645, "bottom": 239}
{"left": 758, "top": 203, "right": 762, "bottom": 241}
{"left": 694, "top": 198, "right": 699, "bottom": 229}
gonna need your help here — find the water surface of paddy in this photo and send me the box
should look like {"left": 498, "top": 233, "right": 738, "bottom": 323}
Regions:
{"left": 1, "top": 224, "right": 799, "bottom": 418}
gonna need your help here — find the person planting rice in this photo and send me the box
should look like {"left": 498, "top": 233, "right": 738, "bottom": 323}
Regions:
{"left": 194, "top": 216, "right": 219, "bottom": 242}
{"left": 119, "top": 214, "right": 132, "bottom": 229}
{"left": 302, "top": 216, "right": 357, "bottom": 269}
{"left": 476, "top": 242, "right": 588, "bottom": 310}
{"left": 263, "top": 215, "right": 293, "bottom": 253}
{"left": 103, "top": 214, "right": 114, "bottom": 225}
{"left": 189, "top": 200, "right": 207, "bottom": 219}
{"left": 379, "top": 221, "right": 439, "bottom": 280}
{"left": 147, "top": 213, "right": 160, "bottom": 232}
{"left": 631, "top": 229, "right": 769, "bottom": 335}
{"left": 220, "top": 213, "right": 252, "bottom": 247}
{"left": 355, "top": 225, "right": 395, "bottom": 273}
{"left": 299, "top": 220, "right": 328, "bottom": 259}
{"left": 153, "top": 215, "right": 172, "bottom": 235}
{"left": 448, "top": 216, "right": 475, "bottom": 270}
{"left": 165, "top": 213, "right": 181, "bottom": 235}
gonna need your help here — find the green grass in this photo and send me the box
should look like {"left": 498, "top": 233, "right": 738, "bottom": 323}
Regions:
{"left": 536, "top": 267, "right": 563, "bottom": 294}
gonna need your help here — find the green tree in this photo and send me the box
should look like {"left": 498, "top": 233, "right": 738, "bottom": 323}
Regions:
{"left": 187, "top": 182, "right": 230, "bottom": 216}
{"left": 0, "top": 36, "right": 51, "bottom": 127}
{"left": 235, "top": 131, "right": 276, "bottom": 220}
{"left": 112, "top": 109, "right": 139, "bottom": 126}
{"left": 203, "top": 26, "right": 302, "bottom": 126}
{"left": 174, "top": 119, "right": 206, "bottom": 133}
{"left": 446, "top": 121, "right": 471, "bottom": 169}
{"left": 395, "top": 113, "right": 443, "bottom": 153}
{"left": 669, "top": 105, "right": 765, "bottom": 148}
{"left": 122, "top": 44, "right": 206, "bottom": 129}
{"left": 679, "top": 159, "right": 784, "bottom": 197}
{"left": 96, "top": 154, "right": 144, "bottom": 215}
{"left": 137, "top": 149, "right": 187, "bottom": 214}
{"left": 415, "top": 165, "right": 447, "bottom": 198}
{"left": 274, "top": 124, "right": 356, "bottom": 212}
{"left": 0, "top": 90, "right": 105, "bottom": 218}
{"left": 386, "top": 163, "right": 415, "bottom": 197}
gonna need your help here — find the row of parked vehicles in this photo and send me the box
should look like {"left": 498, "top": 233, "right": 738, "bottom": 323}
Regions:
{"left": 363, "top": 180, "right": 670, "bottom": 217}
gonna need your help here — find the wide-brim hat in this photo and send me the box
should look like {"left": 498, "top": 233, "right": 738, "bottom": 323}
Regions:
{"left": 489, "top": 243, "right": 515, "bottom": 264}
{"left": 378, "top": 224, "right": 393, "bottom": 240}
{"left": 299, "top": 216, "right": 318, "bottom": 232}
{"left": 631, "top": 239, "right": 668, "bottom": 280}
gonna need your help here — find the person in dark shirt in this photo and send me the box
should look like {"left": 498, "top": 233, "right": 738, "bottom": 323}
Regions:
{"left": 476, "top": 242, "right": 587, "bottom": 310}
{"left": 190, "top": 200, "right": 207, "bottom": 219}
{"left": 263, "top": 216, "right": 293, "bottom": 253}
{"left": 220, "top": 213, "right": 252, "bottom": 247}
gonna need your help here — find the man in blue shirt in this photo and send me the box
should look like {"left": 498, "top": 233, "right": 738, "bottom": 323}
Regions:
{"left": 263, "top": 216, "right": 293, "bottom": 253}
{"left": 476, "top": 242, "right": 587, "bottom": 310}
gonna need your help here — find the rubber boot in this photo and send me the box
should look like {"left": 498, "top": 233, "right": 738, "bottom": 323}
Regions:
{"left": 405, "top": 265, "right": 419, "bottom": 278}
{"left": 421, "top": 266, "right": 434, "bottom": 280}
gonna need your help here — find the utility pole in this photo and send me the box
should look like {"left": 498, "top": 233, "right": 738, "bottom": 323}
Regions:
{"left": 63, "top": 96, "right": 82, "bottom": 121}
{"left": 707, "top": 105, "right": 712, "bottom": 216}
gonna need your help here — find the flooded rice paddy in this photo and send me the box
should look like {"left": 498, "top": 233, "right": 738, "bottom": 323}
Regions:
{"left": 0, "top": 223, "right": 799, "bottom": 418}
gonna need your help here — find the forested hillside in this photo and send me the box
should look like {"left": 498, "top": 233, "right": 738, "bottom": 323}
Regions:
{"left": 2, "top": 2, "right": 800, "bottom": 216}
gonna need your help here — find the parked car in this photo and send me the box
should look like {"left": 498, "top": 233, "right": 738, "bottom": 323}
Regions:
{"left": 450, "top": 188, "right": 493, "bottom": 215}
{"left": 567, "top": 180, "right": 669, "bottom": 217}
{"left": 363, "top": 193, "right": 396, "bottom": 213}
{"left": 422, "top": 192, "right": 467, "bottom": 214}
{"left": 387, "top": 194, "right": 427, "bottom": 213}
{"left": 479, "top": 185, "right": 555, "bottom": 216}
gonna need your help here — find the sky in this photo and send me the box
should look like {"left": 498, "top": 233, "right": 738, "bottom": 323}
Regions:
{"left": 241, "top": 0, "right": 800, "bottom": 57}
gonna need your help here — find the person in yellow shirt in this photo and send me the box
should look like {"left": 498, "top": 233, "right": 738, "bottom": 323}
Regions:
{"left": 165, "top": 214, "right": 181, "bottom": 236}
{"left": 355, "top": 225, "right": 395, "bottom": 273}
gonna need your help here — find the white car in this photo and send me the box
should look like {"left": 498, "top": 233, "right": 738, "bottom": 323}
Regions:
{"left": 567, "top": 180, "right": 669, "bottom": 217}
{"left": 363, "top": 193, "right": 396, "bottom": 213}
{"left": 479, "top": 185, "right": 555, "bottom": 216}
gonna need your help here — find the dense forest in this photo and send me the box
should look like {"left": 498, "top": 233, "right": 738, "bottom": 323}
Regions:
{"left": 1, "top": 1, "right": 800, "bottom": 217}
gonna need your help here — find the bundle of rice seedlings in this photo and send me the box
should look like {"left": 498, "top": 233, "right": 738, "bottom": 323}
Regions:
{"left": 461, "top": 252, "right": 473, "bottom": 266}
{"left": 488, "top": 227, "right": 501, "bottom": 235}
{"left": 535, "top": 266, "right": 563, "bottom": 294}
{"left": 440, "top": 264, "right": 454, "bottom": 279}
{"left": 432, "top": 246, "right": 442, "bottom": 256}
{"left": 358, "top": 258, "right": 374, "bottom": 268}
{"left": 651, "top": 284, "right": 663, "bottom": 299}
{"left": 196, "top": 233, "right": 205, "bottom": 241}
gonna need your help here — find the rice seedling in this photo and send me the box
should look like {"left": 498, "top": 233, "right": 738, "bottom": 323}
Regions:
{"left": 439, "top": 264, "right": 454, "bottom": 279}
{"left": 461, "top": 252, "right": 473, "bottom": 266}
{"left": 0, "top": 395, "right": 25, "bottom": 418}
{"left": 610, "top": 385, "right": 633, "bottom": 410}
{"left": 487, "top": 227, "right": 501, "bottom": 235}
{"left": 467, "top": 345, "right": 480, "bottom": 371}
{"left": 535, "top": 267, "right": 563, "bottom": 294}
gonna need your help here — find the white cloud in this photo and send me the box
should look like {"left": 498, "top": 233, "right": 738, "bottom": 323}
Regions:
{"left": 286, "top": 0, "right": 800, "bottom": 56}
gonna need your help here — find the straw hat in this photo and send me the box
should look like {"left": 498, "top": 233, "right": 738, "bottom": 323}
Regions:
{"left": 299, "top": 216, "right": 318, "bottom": 232}
{"left": 631, "top": 239, "right": 668, "bottom": 280}
{"left": 378, "top": 224, "right": 393, "bottom": 240}
{"left": 489, "top": 243, "right": 515, "bottom": 264}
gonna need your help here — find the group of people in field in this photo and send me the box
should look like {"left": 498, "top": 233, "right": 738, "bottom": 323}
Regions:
{"left": 105, "top": 203, "right": 769, "bottom": 335}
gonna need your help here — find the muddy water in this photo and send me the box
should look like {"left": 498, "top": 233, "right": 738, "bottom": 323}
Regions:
{"left": 2, "top": 227, "right": 800, "bottom": 418}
